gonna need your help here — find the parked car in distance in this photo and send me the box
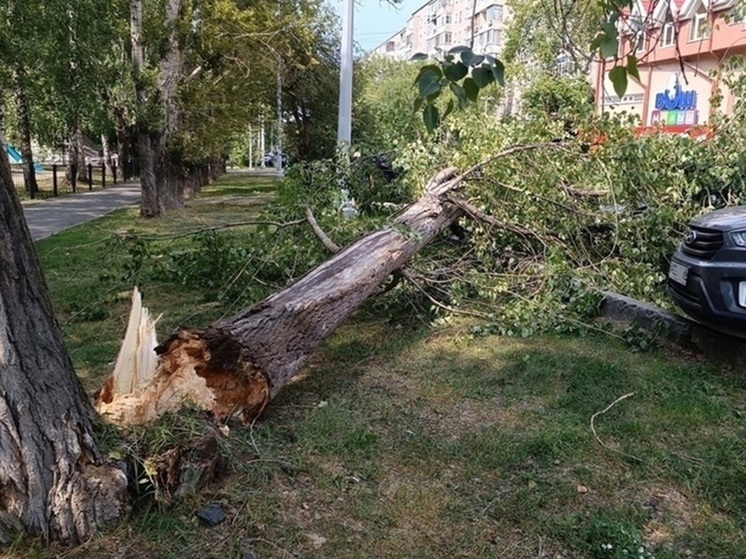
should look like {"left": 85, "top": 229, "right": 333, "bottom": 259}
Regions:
{"left": 668, "top": 206, "right": 746, "bottom": 333}
{"left": 257, "top": 151, "right": 288, "bottom": 168}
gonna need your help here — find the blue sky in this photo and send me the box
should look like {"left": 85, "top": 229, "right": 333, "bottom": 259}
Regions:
{"left": 329, "top": 0, "right": 425, "bottom": 52}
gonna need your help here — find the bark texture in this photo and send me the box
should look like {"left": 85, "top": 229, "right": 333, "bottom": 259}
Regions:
{"left": 131, "top": 0, "right": 187, "bottom": 217}
{"left": 97, "top": 169, "right": 463, "bottom": 425}
{"left": 0, "top": 144, "right": 128, "bottom": 544}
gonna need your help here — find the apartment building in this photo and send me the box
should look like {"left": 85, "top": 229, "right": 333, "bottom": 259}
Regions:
{"left": 371, "top": 0, "right": 508, "bottom": 61}
{"left": 595, "top": 0, "right": 746, "bottom": 132}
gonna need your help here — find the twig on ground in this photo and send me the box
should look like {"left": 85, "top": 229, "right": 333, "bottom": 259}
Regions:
{"left": 590, "top": 392, "right": 642, "bottom": 462}
{"left": 136, "top": 218, "right": 306, "bottom": 241}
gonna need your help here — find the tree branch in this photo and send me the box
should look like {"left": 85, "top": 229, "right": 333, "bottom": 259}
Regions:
{"left": 305, "top": 207, "right": 340, "bottom": 253}
{"left": 445, "top": 195, "right": 545, "bottom": 241}
{"left": 134, "top": 219, "right": 306, "bottom": 241}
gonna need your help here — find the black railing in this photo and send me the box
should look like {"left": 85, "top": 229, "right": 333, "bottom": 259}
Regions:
{"left": 10, "top": 162, "right": 125, "bottom": 200}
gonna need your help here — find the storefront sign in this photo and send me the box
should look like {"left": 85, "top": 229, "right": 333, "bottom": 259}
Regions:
{"left": 650, "top": 73, "right": 698, "bottom": 126}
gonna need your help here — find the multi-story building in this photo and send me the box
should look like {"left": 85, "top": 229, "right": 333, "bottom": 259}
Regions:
{"left": 371, "top": 0, "right": 508, "bottom": 61}
{"left": 594, "top": 0, "right": 746, "bottom": 132}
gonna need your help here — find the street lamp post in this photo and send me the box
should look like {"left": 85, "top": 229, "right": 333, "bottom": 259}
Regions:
{"left": 337, "top": 0, "right": 353, "bottom": 146}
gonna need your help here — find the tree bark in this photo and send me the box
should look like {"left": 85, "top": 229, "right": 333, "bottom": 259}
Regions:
{"left": 66, "top": 127, "right": 88, "bottom": 184}
{"left": 131, "top": 0, "right": 185, "bottom": 217}
{"left": 0, "top": 131, "right": 128, "bottom": 544}
{"left": 96, "top": 168, "right": 464, "bottom": 425}
{"left": 12, "top": 68, "right": 38, "bottom": 198}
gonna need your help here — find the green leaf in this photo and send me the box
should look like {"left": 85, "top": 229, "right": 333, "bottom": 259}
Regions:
{"left": 444, "top": 61, "right": 468, "bottom": 82}
{"left": 450, "top": 82, "right": 468, "bottom": 108}
{"left": 413, "top": 64, "right": 443, "bottom": 85}
{"left": 600, "top": 34, "right": 619, "bottom": 59}
{"left": 472, "top": 66, "right": 494, "bottom": 88}
{"left": 413, "top": 95, "right": 424, "bottom": 113}
{"left": 461, "top": 51, "right": 485, "bottom": 67}
{"left": 463, "top": 77, "right": 479, "bottom": 102}
{"left": 443, "top": 98, "right": 455, "bottom": 120}
{"left": 590, "top": 34, "right": 604, "bottom": 51}
{"left": 448, "top": 45, "right": 471, "bottom": 54}
{"left": 418, "top": 70, "right": 442, "bottom": 98}
{"left": 410, "top": 52, "right": 428, "bottom": 61}
{"left": 490, "top": 59, "right": 505, "bottom": 86}
{"left": 626, "top": 54, "right": 640, "bottom": 80}
{"left": 601, "top": 22, "right": 617, "bottom": 36}
{"left": 423, "top": 104, "right": 440, "bottom": 133}
{"left": 609, "top": 65, "right": 628, "bottom": 98}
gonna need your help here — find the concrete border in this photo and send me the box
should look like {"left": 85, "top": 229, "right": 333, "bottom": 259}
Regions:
{"left": 600, "top": 291, "right": 746, "bottom": 366}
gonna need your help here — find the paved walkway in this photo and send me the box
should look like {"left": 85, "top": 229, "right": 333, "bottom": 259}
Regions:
{"left": 22, "top": 182, "right": 141, "bottom": 241}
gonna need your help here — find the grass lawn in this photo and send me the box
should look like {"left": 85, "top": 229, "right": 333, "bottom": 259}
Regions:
{"left": 11, "top": 172, "right": 746, "bottom": 559}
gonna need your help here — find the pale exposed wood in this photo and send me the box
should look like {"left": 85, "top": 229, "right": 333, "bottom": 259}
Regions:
{"left": 99, "top": 287, "right": 160, "bottom": 399}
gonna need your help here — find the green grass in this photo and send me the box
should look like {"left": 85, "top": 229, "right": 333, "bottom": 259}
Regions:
{"left": 14, "top": 171, "right": 746, "bottom": 558}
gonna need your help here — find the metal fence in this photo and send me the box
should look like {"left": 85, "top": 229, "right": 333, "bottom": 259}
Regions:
{"left": 10, "top": 163, "right": 126, "bottom": 199}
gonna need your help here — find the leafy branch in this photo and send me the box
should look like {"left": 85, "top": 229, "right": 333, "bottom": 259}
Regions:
{"left": 411, "top": 46, "right": 505, "bottom": 132}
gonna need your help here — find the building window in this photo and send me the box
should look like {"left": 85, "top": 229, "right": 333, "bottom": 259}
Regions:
{"left": 445, "top": 14, "right": 451, "bottom": 24}
{"left": 386, "top": 41, "right": 395, "bottom": 52}
{"left": 661, "top": 22, "right": 675, "bottom": 47}
{"left": 486, "top": 4, "right": 503, "bottom": 23}
{"left": 690, "top": 6, "right": 709, "bottom": 41}
{"left": 635, "top": 31, "right": 648, "bottom": 53}
{"left": 729, "top": 3, "right": 744, "bottom": 23}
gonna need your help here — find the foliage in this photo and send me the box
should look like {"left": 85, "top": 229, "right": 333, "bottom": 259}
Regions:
{"left": 356, "top": 57, "right": 424, "bottom": 152}
{"left": 503, "top": 0, "right": 603, "bottom": 76}
{"left": 578, "top": 514, "right": 654, "bottom": 559}
{"left": 411, "top": 46, "right": 505, "bottom": 132}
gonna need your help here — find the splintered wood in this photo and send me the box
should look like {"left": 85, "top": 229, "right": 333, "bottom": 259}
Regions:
{"left": 95, "top": 288, "right": 268, "bottom": 426}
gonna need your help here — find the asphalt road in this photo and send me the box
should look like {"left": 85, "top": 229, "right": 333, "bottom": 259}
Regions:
{"left": 21, "top": 183, "right": 141, "bottom": 241}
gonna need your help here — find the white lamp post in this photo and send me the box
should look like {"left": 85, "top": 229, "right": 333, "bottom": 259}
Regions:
{"left": 337, "top": 0, "right": 353, "bottom": 146}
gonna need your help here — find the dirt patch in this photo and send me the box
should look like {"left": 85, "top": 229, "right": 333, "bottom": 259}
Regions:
{"left": 642, "top": 489, "right": 695, "bottom": 548}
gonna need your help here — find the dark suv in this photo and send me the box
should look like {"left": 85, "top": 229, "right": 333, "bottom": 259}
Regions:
{"left": 668, "top": 206, "right": 746, "bottom": 331}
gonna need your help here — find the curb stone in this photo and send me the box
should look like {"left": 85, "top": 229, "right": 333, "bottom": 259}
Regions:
{"left": 600, "top": 291, "right": 746, "bottom": 367}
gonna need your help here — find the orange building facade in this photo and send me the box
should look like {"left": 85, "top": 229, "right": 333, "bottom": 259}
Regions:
{"left": 594, "top": 0, "right": 746, "bottom": 133}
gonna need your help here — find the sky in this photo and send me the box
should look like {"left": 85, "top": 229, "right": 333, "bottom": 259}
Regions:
{"left": 330, "top": 0, "right": 425, "bottom": 52}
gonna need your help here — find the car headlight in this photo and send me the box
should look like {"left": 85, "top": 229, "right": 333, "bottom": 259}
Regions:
{"left": 731, "top": 231, "right": 746, "bottom": 247}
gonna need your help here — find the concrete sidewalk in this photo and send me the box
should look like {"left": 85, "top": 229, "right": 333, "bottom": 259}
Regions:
{"left": 21, "top": 182, "right": 140, "bottom": 241}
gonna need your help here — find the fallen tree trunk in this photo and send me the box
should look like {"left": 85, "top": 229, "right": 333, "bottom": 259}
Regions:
{"left": 96, "top": 144, "right": 558, "bottom": 426}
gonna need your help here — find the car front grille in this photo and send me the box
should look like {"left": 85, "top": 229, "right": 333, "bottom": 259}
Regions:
{"left": 681, "top": 226, "right": 724, "bottom": 260}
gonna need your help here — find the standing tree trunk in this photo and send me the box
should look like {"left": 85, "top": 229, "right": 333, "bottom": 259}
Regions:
{"left": 0, "top": 133, "right": 127, "bottom": 545}
{"left": 64, "top": 0, "right": 88, "bottom": 185}
{"left": 13, "top": 68, "right": 39, "bottom": 198}
{"left": 130, "top": 0, "right": 185, "bottom": 217}
{"left": 130, "top": 0, "right": 160, "bottom": 217}
{"left": 66, "top": 127, "right": 88, "bottom": 184}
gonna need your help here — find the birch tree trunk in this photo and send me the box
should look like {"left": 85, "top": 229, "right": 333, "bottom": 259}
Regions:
{"left": 0, "top": 130, "right": 127, "bottom": 545}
